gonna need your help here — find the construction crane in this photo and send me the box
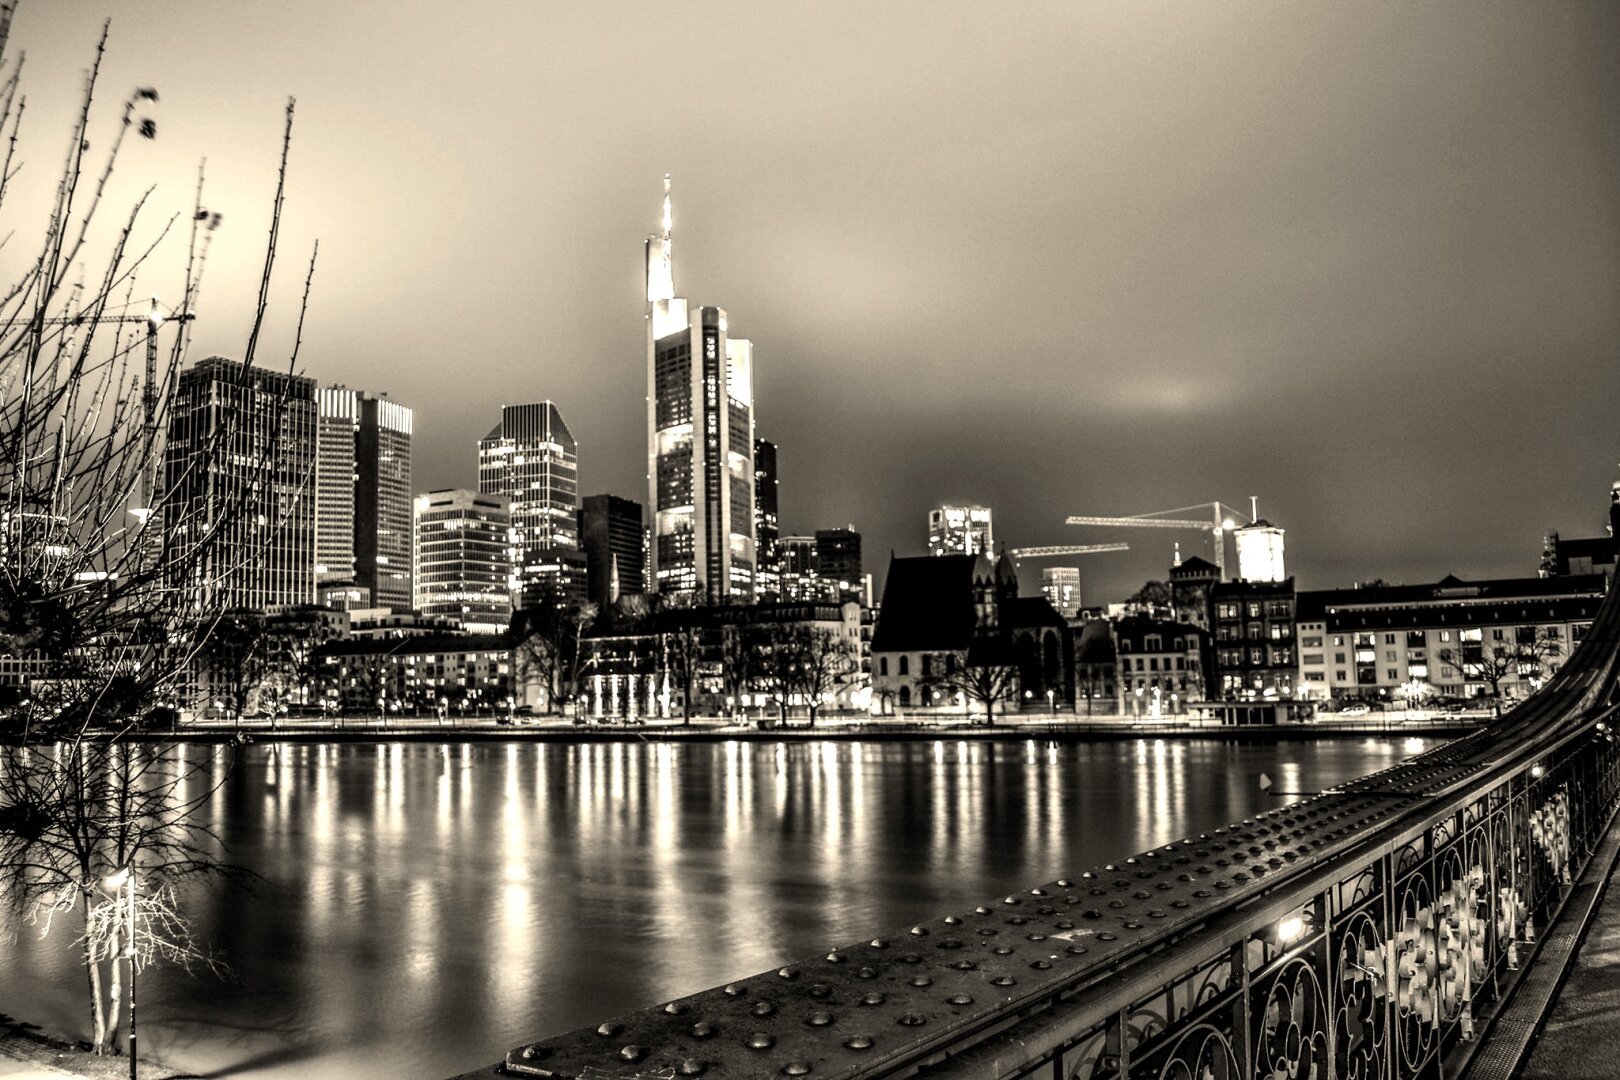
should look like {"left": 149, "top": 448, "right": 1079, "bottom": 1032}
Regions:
{"left": 1064, "top": 501, "right": 1249, "bottom": 580}
{"left": 23, "top": 298, "right": 195, "bottom": 517}
{"left": 1007, "top": 542, "right": 1129, "bottom": 564}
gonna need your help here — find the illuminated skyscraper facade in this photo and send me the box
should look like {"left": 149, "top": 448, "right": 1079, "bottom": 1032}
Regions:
{"left": 478, "top": 401, "right": 582, "bottom": 605}
{"left": 316, "top": 387, "right": 414, "bottom": 610}
{"left": 645, "top": 176, "right": 756, "bottom": 603}
{"left": 164, "top": 356, "right": 317, "bottom": 611}
{"left": 413, "top": 488, "right": 513, "bottom": 634}
{"left": 754, "top": 437, "right": 780, "bottom": 600}
{"left": 928, "top": 504, "right": 994, "bottom": 557}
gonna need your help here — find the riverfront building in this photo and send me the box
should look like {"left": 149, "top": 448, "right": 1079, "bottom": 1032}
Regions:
{"left": 315, "top": 387, "right": 413, "bottom": 610}
{"left": 1209, "top": 577, "right": 1297, "bottom": 698}
{"left": 413, "top": 489, "right": 514, "bottom": 634}
{"left": 163, "top": 357, "right": 317, "bottom": 611}
{"left": 578, "top": 493, "right": 646, "bottom": 610}
{"left": 1295, "top": 574, "right": 1604, "bottom": 704}
{"left": 478, "top": 401, "right": 583, "bottom": 604}
{"left": 645, "top": 176, "right": 756, "bottom": 603}
{"left": 928, "top": 504, "right": 993, "bottom": 557}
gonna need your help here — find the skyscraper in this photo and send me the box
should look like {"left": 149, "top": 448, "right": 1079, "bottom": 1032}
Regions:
{"left": 164, "top": 356, "right": 317, "bottom": 611}
{"left": 413, "top": 489, "right": 513, "bottom": 634}
{"left": 1042, "top": 566, "right": 1082, "bottom": 619}
{"left": 754, "top": 437, "right": 780, "bottom": 600}
{"left": 316, "top": 387, "right": 414, "bottom": 610}
{"left": 478, "top": 401, "right": 582, "bottom": 605}
{"left": 645, "top": 176, "right": 756, "bottom": 604}
{"left": 578, "top": 494, "right": 646, "bottom": 610}
{"left": 815, "top": 527, "right": 862, "bottom": 599}
{"left": 929, "top": 504, "right": 994, "bottom": 557}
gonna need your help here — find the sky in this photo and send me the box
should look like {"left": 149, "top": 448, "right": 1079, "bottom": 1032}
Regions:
{"left": 12, "top": 1, "right": 1620, "bottom": 604}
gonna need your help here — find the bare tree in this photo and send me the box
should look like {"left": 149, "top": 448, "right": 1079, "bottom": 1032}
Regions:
{"left": 922, "top": 648, "right": 1022, "bottom": 725}
{"left": 0, "top": 8, "right": 312, "bottom": 1058}
{"left": 795, "top": 627, "right": 856, "bottom": 726}
{"left": 1438, "top": 627, "right": 1565, "bottom": 717}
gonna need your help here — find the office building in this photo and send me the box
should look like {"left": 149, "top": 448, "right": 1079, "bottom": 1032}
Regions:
{"left": 478, "top": 401, "right": 582, "bottom": 604}
{"left": 645, "top": 176, "right": 756, "bottom": 603}
{"left": 815, "top": 527, "right": 862, "bottom": 600}
{"left": 579, "top": 494, "right": 646, "bottom": 609}
{"left": 413, "top": 489, "right": 514, "bottom": 634}
{"left": 1042, "top": 566, "right": 1082, "bottom": 618}
{"left": 755, "top": 437, "right": 780, "bottom": 600}
{"left": 316, "top": 387, "right": 413, "bottom": 610}
{"left": 163, "top": 356, "right": 317, "bottom": 610}
{"left": 929, "top": 504, "right": 993, "bottom": 557}
{"left": 1209, "top": 577, "right": 1297, "bottom": 698}
{"left": 778, "top": 536, "right": 824, "bottom": 601}
{"left": 1234, "top": 519, "right": 1286, "bottom": 583}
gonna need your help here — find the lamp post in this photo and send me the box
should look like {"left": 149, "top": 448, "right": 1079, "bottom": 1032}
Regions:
{"left": 102, "top": 867, "right": 137, "bottom": 1080}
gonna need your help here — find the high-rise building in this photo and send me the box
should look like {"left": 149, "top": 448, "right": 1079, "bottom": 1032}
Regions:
{"left": 164, "top": 356, "right": 317, "bottom": 611}
{"left": 316, "top": 387, "right": 414, "bottom": 610}
{"left": 929, "top": 504, "right": 993, "bottom": 557}
{"left": 754, "top": 437, "right": 780, "bottom": 600}
{"left": 645, "top": 176, "right": 756, "bottom": 604}
{"left": 815, "top": 527, "right": 862, "bottom": 600}
{"left": 1234, "top": 520, "right": 1286, "bottom": 583}
{"left": 478, "top": 401, "right": 582, "bottom": 605}
{"left": 1042, "top": 566, "right": 1082, "bottom": 619}
{"left": 413, "top": 489, "right": 513, "bottom": 634}
{"left": 778, "top": 536, "right": 822, "bottom": 601}
{"left": 579, "top": 494, "right": 646, "bottom": 610}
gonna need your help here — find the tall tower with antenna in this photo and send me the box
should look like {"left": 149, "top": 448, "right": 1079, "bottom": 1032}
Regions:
{"left": 644, "top": 176, "right": 757, "bottom": 604}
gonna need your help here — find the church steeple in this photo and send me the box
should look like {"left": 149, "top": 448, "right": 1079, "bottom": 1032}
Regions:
{"left": 645, "top": 173, "right": 675, "bottom": 303}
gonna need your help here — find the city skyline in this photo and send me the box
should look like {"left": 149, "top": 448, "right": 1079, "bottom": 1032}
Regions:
{"left": 14, "top": 2, "right": 1620, "bottom": 604}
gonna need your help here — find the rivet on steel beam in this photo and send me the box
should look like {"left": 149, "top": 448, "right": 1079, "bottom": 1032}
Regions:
{"left": 861, "top": 992, "right": 886, "bottom": 1006}
{"left": 1066, "top": 945, "right": 1088, "bottom": 955}
{"left": 825, "top": 951, "right": 846, "bottom": 964}
{"left": 910, "top": 975, "right": 933, "bottom": 987}
{"left": 869, "top": 938, "right": 888, "bottom": 949}
{"left": 809, "top": 983, "right": 832, "bottom": 999}
{"left": 991, "top": 975, "right": 1017, "bottom": 987}
{"left": 746, "top": 1033, "right": 776, "bottom": 1050}
{"left": 1057, "top": 879, "right": 1074, "bottom": 887}
{"left": 1027, "top": 932, "right": 1047, "bottom": 941}
{"left": 901, "top": 953, "right": 922, "bottom": 964}
{"left": 1098, "top": 932, "right": 1117, "bottom": 941}
{"left": 520, "top": 1045, "right": 543, "bottom": 1060}
{"left": 1031, "top": 887, "right": 1046, "bottom": 895}
{"left": 975, "top": 905, "right": 992, "bottom": 914}
{"left": 858, "top": 966, "right": 878, "bottom": 978}
{"left": 724, "top": 983, "right": 747, "bottom": 996}
{"left": 778, "top": 967, "right": 800, "bottom": 980}
{"left": 751, "top": 1001, "right": 777, "bottom": 1017}
{"left": 806, "top": 1011, "right": 834, "bottom": 1027}
{"left": 677, "top": 1058, "right": 707, "bottom": 1076}
{"left": 620, "top": 1045, "right": 646, "bottom": 1062}
{"left": 844, "top": 1035, "right": 875, "bottom": 1050}
{"left": 952, "top": 960, "right": 978, "bottom": 971}
{"left": 947, "top": 993, "right": 974, "bottom": 1005}
{"left": 664, "top": 1002, "right": 689, "bottom": 1016}
{"left": 910, "top": 925, "right": 929, "bottom": 936}
{"left": 898, "top": 1014, "right": 928, "bottom": 1026}
{"left": 993, "top": 946, "right": 1013, "bottom": 955}
{"left": 690, "top": 1022, "right": 716, "bottom": 1039}
{"left": 781, "top": 1062, "right": 811, "bottom": 1076}
{"left": 944, "top": 914, "right": 963, "bottom": 925}
{"left": 1031, "top": 960, "right": 1052, "bottom": 970}
{"left": 597, "top": 1022, "right": 623, "bottom": 1037}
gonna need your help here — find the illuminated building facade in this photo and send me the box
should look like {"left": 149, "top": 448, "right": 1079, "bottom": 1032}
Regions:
{"left": 928, "top": 504, "right": 993, "bottom": 557}
{"left": 645, "top": 176, "right": 756, "bottom": 603}
{"left": 316, "top": 387, "right": 414, "bottom": 610}
{"left": 754, "top": 437, "right": 780, "bottom": 600}
{"left": 478, "top": 401, "right": 583, "bottom": 605}
{"left": 163, "top": 356, "right": 317, "bottom": 611}
{"left": 815, "top": 527, "right": 863, "bottom": 600}
{"left": 413, "top": 489, "right": 514, "bottom": 634}
{"left": 1042, "top": 566, "right": 1082, "bottom": 619}
{"left": 1234, "top": 519, "right": 1286, "bottom": 583}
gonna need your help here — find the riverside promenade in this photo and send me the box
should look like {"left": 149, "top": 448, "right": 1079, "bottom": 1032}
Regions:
{"left": 1521, "top": 842, "right": 1620, "bottom": 1078}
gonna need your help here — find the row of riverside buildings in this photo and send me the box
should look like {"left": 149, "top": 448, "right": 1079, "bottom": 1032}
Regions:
{"left": 868, "top": 520, "right": 1617, "bottom": 723}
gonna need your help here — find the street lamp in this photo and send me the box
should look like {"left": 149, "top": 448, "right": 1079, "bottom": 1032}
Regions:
{"left": 1046, "top": 688, "right": 1054, "bottom": 716}
{"left": 102, "top": 866, "right": 138, "bottom": 1080}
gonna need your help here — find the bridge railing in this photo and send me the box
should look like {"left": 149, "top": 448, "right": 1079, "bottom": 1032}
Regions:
{"left": 485, "top": 531, "right": 1620, "bottom": 1080}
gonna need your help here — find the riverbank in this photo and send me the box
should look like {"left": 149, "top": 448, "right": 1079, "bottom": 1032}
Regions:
{"left": 0, "top": 1014, "right": 190, "bottom": 1080}
{"left": 118, "top": 712, "right": 1484, "bottom": 744}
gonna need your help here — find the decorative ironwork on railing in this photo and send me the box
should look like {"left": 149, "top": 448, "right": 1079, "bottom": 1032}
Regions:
{"left": 480, "top": 523, "right": 1620, "bottom": 1080}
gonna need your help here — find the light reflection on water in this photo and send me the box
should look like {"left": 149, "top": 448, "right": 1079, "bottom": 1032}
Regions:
{"left": 0, "top": 736, "right": 1407, "bottom": 1079}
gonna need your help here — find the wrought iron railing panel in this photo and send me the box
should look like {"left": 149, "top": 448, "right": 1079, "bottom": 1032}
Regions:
{"left": 485, "top": 556, "right": 1620, "bottom": 1080}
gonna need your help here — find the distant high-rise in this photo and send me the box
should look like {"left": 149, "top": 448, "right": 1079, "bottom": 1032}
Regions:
{"left": 1042, "top": 566, "right": 1082, "bottom": 618}
{"left": 316, "top": 387, "right": 413, "bottom": 610}
{"left": 645, "top": 175, "right": 756, "bottom": 604}
{"left": 164, "top": 357, "right": 317, "bottom": 611}
{"left": 579, "top": 494, "right": 646, "bottom": 610}
{"left": 1234, "top": 520, "right": 1286, "bottom": 583}
{"left": 929, "top": 504, "right": 993, "bottom": 557}
{"left": 478, "top": 401, "right": 582, "bottom": 604}
{"left": 413, "top": 489, "right": 513, "bottom": 634}
{"left": 778, "top": 536, "right": 822, "bottom": 601}
{"left": 754, "top": 437, "right": 780, "bottom": 600}
{"left": 815, "top": 527, "right": 862, "bottom": 599}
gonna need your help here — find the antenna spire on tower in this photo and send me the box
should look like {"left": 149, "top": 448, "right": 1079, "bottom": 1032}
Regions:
{"left": 645, "top": 173, "right": 675, "bottom": 303}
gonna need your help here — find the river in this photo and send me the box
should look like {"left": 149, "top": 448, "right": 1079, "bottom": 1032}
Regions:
{"left": 0, "top": 735, "right": 1418, "bottom": 1078}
